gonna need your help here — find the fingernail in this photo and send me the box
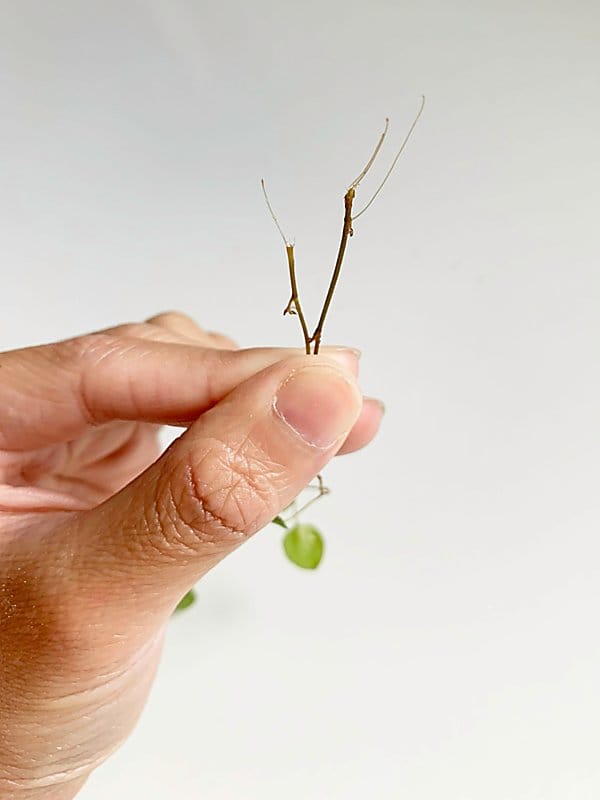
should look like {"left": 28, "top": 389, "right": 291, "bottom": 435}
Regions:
{"left": 368, "top": 397, "right": 386, "bottom": 415}
{"left": 274, "top": 365, "right": 362, "bottom": 448}
{"left": 318, "top": 347, "right": 361, "bottom": 374}
{"left": 322, "top": 345, "right": 362, "bottom": 359}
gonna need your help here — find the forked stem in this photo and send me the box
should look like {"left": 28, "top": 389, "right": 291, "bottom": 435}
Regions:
{"left": 263, "top": 98, "right": 425, "bottom": 356}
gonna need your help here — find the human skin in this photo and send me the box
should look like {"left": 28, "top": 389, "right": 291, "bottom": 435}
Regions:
{"left": 0, "top": 312, "right": 384, "bottom": 799}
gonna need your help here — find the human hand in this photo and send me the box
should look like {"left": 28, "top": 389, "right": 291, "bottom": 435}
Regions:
{"left": 0, "top": 312, "right": 383, "bottom": 799}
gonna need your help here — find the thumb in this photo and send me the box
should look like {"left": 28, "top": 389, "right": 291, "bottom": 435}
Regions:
{"left": 61, "top": 354, "right": 362, "bottom": 620}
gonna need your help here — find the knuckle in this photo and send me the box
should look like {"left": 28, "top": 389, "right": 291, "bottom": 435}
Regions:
{"left": 69, "top": 334, "right": 135, "bottom": 425}
{"left": 106, "top": 321, "right": 149, "bottom": 338}
{"left": 71, "top": 324, "right": 163, "bottom": 358}
{"left": 64, "top": 331, "right": 129, "bottom": 362}
{"left": 208, "top": 330, "right": 238, "bottom": 349}
{"left": 148, "top": 310, "right": 193, "bottom": 327}
{"left": 147, "top": 311, "right": 205, "bottom": 340}
{"left": 49, "top": 332, "right": 102, "bottom": 367}
{"left": 7, "top": 327, "right": 143, "bottom": 377}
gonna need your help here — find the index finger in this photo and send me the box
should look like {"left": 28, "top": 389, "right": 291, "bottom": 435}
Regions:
{"left": 0, "top": 336, "right": 357, "bottom": 450}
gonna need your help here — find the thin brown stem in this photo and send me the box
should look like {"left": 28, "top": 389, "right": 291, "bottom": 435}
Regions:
{"left": 290, "top": 474, "right": 330, "bottom": 521}
{"left": 310, "top": 188, "right": 355, "bottom": 354}
{"left": 261, "top": 179, "right": 311, "bottom": 353}
{"left": 310, "top": 116, "right": 397, "bottom": 353}
{"left": 284, "top": 244, "right": 311, "bottom": 354}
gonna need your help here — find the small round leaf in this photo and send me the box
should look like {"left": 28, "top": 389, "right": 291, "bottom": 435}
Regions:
{"left": 174, "top": 589, "right": 197, "bottom": 613}
{"left": 283, "top": 524, "right": 324, "bottom": 569}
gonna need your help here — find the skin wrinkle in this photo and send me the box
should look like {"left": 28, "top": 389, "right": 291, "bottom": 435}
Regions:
{"left": 2, "top": 726, "right": 126, "bottom": 790}
{"left": 0, "top": 340, "right": 92, "bottom": 444}
{"left": 0, "top": 776, "right": 89, "bottom": 800}
{"left": 209, "top": 461, "right": 274, "bottom": 536}
{"left": 216, "top": 426, "right": 289, "bottom": 493}
{"left": 151, "top": 477, "right": 205, "bottom": 561}
{"left": 68, "top": 421, "right": 141, "bottom": 467}
{"left": 1, "top": 420, "right": 158, "bottom": 507}
{"left": 183, "top": 458, "right": 246, "bottom": 541}
{"left": 141, "top": 444, "right": 249, "bottom": 559}
{"left": 71, "top": 424, "right": 158, "bottom": 501}
{"left": 184, "top": 432, "right": 284, "bottom": 543}
{"left": 77, "top": 333, "right": 153, "bottom": 427}
{"left": 1, "top": 629, "right": 163, "bottom": 788}
{"left": 78, "top": 338, "right": 129, "bottom": 428}
{"left": 35, "top": 632, "right": 163, "bottom": 709}
{"left": 136, "top": 345, "right": 235, "bottom": 422}
{"left": 144, "top": 489, "right": 182, "bottom": 564}
{"left": 69, "top": 423, "right": 154, "bottom": 474}
{"left": 41, "top": 473, "right": 107, "bottom": 502}
{"left": 33, "top": 337, "right": 111, "bottom": 432}
{"left": 0, "top": 382, "right": 54, "bottom": 452}
{"left": 198, "top": 351, "right": 224, "bottom": 413}
{"left": 207, "top": 348, "right": 245, "bottom": 403}
{"left": 0, "top": 446, "right": 61, "bottom": 486}
{"left": 113, "top": 345, "right": 167, "bottom": 415}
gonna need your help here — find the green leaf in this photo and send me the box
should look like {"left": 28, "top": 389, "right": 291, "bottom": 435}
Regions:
{"left": 174, "top": 589, "right": 197, "bottom": 613}
{"left": 283, "top": 524, "right": 324, "bottom": 569}
{"left": 272, "top": 515, "right": 288, "bottom": 529}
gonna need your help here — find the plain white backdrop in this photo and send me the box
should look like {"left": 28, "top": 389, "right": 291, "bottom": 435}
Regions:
{"left": 1, "top": 1, "right": 599, "bottom": 798}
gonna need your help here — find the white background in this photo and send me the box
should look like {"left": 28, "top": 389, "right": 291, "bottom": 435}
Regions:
{"left": 1, "top": 1, "right": 599, "bottom": 798}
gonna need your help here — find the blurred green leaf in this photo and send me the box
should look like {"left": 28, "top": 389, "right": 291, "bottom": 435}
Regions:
{"left": 272, "top": 515, "right": 288, "bottom": 529}
{"left": 174, "top": 589, "right": 197, "bottom": 613}
{"left": 283, "top": 524, "right": 324, "bottom": 569}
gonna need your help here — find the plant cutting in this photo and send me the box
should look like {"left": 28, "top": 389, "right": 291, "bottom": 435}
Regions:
{"left": 176, "top": 97, "right": 425, "bottom": 609}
